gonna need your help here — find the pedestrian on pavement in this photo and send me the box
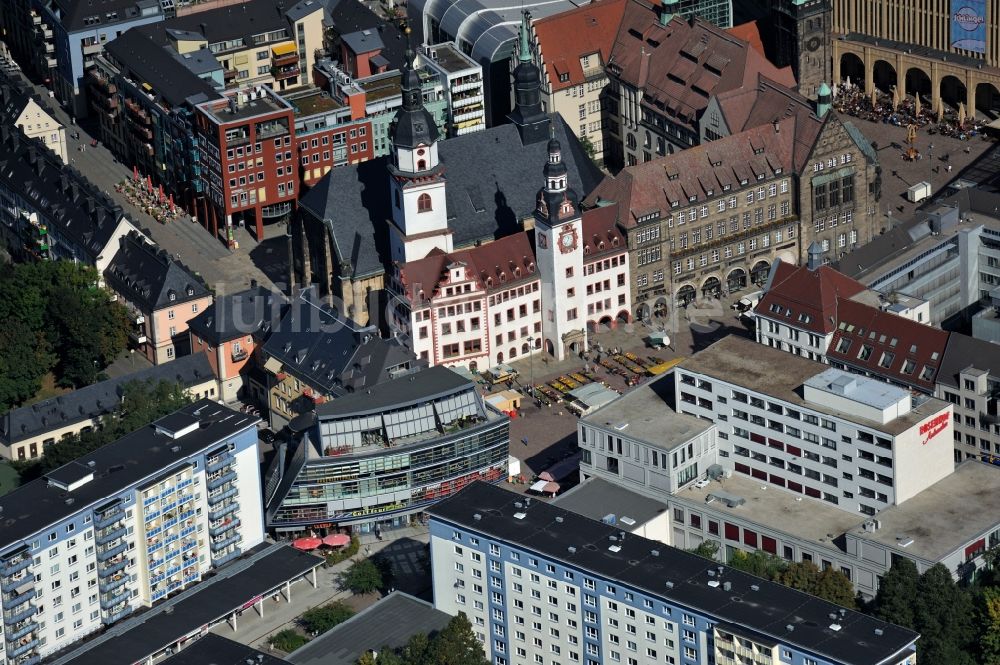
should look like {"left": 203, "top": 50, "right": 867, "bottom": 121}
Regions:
{"left": 522, "top": 437, "right": 529, "bottom": 447}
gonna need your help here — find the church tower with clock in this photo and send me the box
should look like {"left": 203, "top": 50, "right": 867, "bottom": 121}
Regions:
{"left": 388, "top": 48, "right": 453, "bottom": 263}
{"left": 534, "top": 134, "right": 586, "bottom": 362}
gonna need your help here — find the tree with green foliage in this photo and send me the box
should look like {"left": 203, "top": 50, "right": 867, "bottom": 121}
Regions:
{"left": 727, "top": 549, "right": 786, "bottom": 580}
{"left": 579, "top": 135, "right": 597, "bottom": 162}
{"left": 300, "top": 601, "right": 354, "bottom": 635}
{"left": 873, "top": 557, "right": 920, "bottom": 629}
{"left": 688, "top": 540, "right": 720, "bottom": 560}
{"left": 914, "top": 564, "right": 976, "bottom": 665}
{"left": 357, "top": 613, "right": 488, "bottom": 665}
{"left": 811, "top": 567, "right": 858, "bottom": 609}
{"left": 339, "top": 558, "right": 384, "bottom": 595}
{"left": 13, "top": 379, "right": 192, "bottom": 482}
{"left": 980, "top": 587, "right": 1000, "bottom": 665}
{"left": 269, "top": 628, "right": 309, "bottom": 652}
{"left": 0, "top": 260, "right": 131, "bottom": 407}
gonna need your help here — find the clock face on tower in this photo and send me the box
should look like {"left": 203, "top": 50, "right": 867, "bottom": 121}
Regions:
{"left": 558, "top": 227, "right": 578, "bottom": 254}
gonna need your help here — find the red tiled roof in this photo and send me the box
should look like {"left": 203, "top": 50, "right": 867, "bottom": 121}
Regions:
{"left": 581, "top": 204, "right": 627, "bottom": 258}
{"left": 608, "top": 5, "right": 795, "bottom": 134}
{"left": 727, "top": 21, "right": 765, "bottom": 57}
{"left": 826, "top": 299, "right": 949, "bottom": 392}
{"left": 714, "top": 74, "right": 825, "bottom": 173}
{"left": 583, "top": 119, "right": 795, "bottom": 228}
{"left": 756, "top": 263, "right": 867, "bottom": 335}
{"left": 398, "top": 233, "right": 538, "bottom": 302}
{"left": 533, "top": 0, "right": 628, "bottom": 93}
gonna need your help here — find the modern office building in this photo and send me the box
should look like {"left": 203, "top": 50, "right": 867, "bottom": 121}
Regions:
{"left": 675, "top": 335, "right": 954, "bottom": 514}
{"left": 0, "top": 129, "right": 140, "bottom": 269}
{"left": 0, "top": 400, "right": 264, "bottom": 663}
{"left": 264, "top": 365, "right": 510, "bottom": 536}
{"left": 428, "top": 481, "right": 919, "bottom": 665}
{"left": 0, "top": 353, "right": 217, "bottom": 462}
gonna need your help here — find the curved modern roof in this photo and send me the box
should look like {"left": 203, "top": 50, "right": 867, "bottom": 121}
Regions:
{"left": 413, "top": 0, "right": 583, "bottom": 63}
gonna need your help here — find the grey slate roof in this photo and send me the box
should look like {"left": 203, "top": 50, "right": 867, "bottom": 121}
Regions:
{"left": 105, "top": 28, "right": 220, "bottom": 108}
{"left": 287, "top": 591, "right": 451, "bottom": 665}
{"left": 51, "top": 0, "right": 162, "bottom": 33}
{"left": 261, "top": 291, "right": 420, "bottom": 397}
{"left": 104, "top": 231, "right": 210, "bottom": 312}
{"left": 188, "top": 286, "right": 286, "bottom": 346}
{"left": 159, "top": 635, "right": 283, "bottom": 665}
{"left": 297, "top": 113, "right": 602, "bottom": 279}
{"left": 136, "top": 0, "right": 290, "bottom": 53}
{"left": 552, "top": 477, "right": 667, "bottom": 526}
{"left": 430, "top": 482, "right": 920, "bottom": 665}
{"left": 937, "top": 332, "right": 1000, "bottom": 390}
{"left": 0, "top": 401, "right": 256, "bottom": 548}
{"left": 285, "top": 0, "right": 326, "bottom": 22}
{"left": 315, "top": 365, "right": 472, "bottom": 417}
{"left": 0, "top": 129, "right": 132, "bottom": 263}
{"left": 0, "top": 354, "right": 214, "bottom": 447}
{"left": 325, "top": 0, "right": 413, "bottom": 69}
{"left": 341, "top": 28, "right": 385, "bottom": 55}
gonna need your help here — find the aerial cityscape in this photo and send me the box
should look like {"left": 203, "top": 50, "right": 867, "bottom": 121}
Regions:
{"left": 3, "top": 0, "right": 1000, "bottom": 663}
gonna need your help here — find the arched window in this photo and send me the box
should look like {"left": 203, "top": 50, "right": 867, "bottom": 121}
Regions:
{"left": 417, "top": 159, "right": 427, "bottom": 171}
{"left": 417, "top": 193, "right": 432, "bottom": 213}
{"left": 626, "top": 134, "right": 637, "bottom": 150}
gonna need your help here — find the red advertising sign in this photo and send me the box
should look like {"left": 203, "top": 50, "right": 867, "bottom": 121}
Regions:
{"left": 920, "top": 412, "right": 949, "bottom": 444}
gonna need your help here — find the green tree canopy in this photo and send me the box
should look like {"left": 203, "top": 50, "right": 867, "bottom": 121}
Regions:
{"left": 300, "top": 601, "right": 354, "bottom": 635}
{"left": 980, "top": 587, "right": 1000, "bottom": 665}
{"left": 356, "top": 613, "right": 488, "bottom": 665}
{"left": 339, "top": 558, "right": 384, "bottom": 595}
{"left": 873, "top": 557, "right": 920, "bottom": 629}
{"left": 0, "top": 260, "right": 131, "bottom": 407}
{"left": 688, "top": 540, "right": 720, "bottom": 560}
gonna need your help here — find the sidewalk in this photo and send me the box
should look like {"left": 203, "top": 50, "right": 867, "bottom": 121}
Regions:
{"left": 211, "top": 527, "right": 429, "bottom": 652}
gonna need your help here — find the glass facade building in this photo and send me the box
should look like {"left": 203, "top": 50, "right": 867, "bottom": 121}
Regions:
{"left": 266, "top": 367, "right": 510, "bottom": 534}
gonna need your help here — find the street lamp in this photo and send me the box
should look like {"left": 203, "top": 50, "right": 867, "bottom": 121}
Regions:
{"left": 527, "top": 336, "right": 535, "bottom": 403}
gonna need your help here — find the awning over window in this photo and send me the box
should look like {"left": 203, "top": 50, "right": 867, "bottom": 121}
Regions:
{"left": 271, "top": 42, "right": 297, "bottom": 56}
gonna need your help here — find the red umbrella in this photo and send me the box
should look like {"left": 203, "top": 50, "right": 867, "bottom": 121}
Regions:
{"left": 133, "top": 165, "right": 139, "bottom": 181}
{"left": 322, "top": 533, "right": 351, "bottom": 547}
{"left": 292, "top": 537, "right": 322, "bottom": 551}
{"left": 146, "top": 174, "right": 153, "bottom": 193}
{"left": 158, "top": 184, "right": 165, "bottom": 203}
{"left": 169, "top": 194, "right": 176, "bottom": 213}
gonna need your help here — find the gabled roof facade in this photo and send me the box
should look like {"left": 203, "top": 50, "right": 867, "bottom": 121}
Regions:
{"left": 104, "top": 231, "right": 210, "bottom": 312}
{"left": 532, "top": 0, "right": 627, "bottom": 93}
{"left": 757, "top": 262, "right": 867, "bottom": 335}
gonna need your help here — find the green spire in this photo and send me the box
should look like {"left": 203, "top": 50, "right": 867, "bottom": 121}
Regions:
{"left": 519, "top": 11, "right": 532, "bottom": 63}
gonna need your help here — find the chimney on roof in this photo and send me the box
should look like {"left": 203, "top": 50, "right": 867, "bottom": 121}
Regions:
{"left": 199, "top": 22, "right": 207, "bottom": 37}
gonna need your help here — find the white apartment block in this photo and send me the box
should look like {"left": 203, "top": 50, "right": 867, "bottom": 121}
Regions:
{"left": 428, "top": 482, "right": 920, "bottom": 665}
{"left": 675, "top": 336, "right": 954, "bottom": 516}
{"left": 0, "top": 401, "right": 264, "bottom": 664}
{"left": 418, "top": 43, "right": 486, "bottom": 137}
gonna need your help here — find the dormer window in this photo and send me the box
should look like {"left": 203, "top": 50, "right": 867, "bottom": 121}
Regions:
{"left": 169, "top": 292, "right": 176, "bottom": 302}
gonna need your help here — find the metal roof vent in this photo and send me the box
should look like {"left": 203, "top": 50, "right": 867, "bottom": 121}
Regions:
{"left": 513, "top": 512, "right": 527, "bottom": 520}
{"left": 473, "top": 513, "right": 482, "bottom": 521}
{"left": 750, "top": 584, "right": 759, "bottom": 591}
{"left": 830, "top": 624, "right": 842, "bottom": 632}
{"left": 171, "top": 445, "right": 181, "bottom": 453}
{"left": 665, "top": 581, "right": 674, "bottom": 589}
{"left": 707, "top": 580, "right": 720, "bottom": 588}
{"left": 567, "top": 546, "right": 577, "bottom": 554}
{"left": 874, "top": 628, "right": 884, "bottom": 636}
{"left": 650, "top": 549, "right": 659, "bottom": 557}
{"left": 555, "top": 516, "right": 564, "bottom": 523}
{"left": 786, "top": 624, "right": 794, "bottom": 632}
{"left": 723, "top": 581, "right": 732, "bottom": 591}
{"left": 608, "top": 545, "right": 622, "bottom": 553}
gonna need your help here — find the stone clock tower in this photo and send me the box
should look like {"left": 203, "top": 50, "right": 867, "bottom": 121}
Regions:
{"left": 770, "top": 0, "right": 832, "bottom": 98}
{"left": 534, "top": 134, "right": 586, "bottom": 361}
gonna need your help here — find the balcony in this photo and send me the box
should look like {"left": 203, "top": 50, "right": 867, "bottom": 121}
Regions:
{"left": 1, "top": 572, "right": 34, "bottom": 594}
{"left": 231, "top": 348, "right": 248, "bottom": 362}
{"left": 2, "top": 588, "right": 36, "bottom": 611}
{"left": 272, "top": 52, "right": 299, "bottom": 67}
{"left": 128, "top": 327, "right": 147, "bottom": 345}
{"left": 82, "top": 40, "right": 101, "bottom": 55}
{"left": 98, "top": 558, "right": 128, "bottom": 578}
{"left": 7, "top": 637, "right": 39, "bottom": 659}
{"left": 102, "top": 605, "right": 133, "bottom": 625}
{"left": 209, "top": 517, "right": 240, "bottom": 538}
{"left": 94, "top": 507, "right": 125, "bottom": 530}
{"left": 0, "top": 556, "right": 31, "bottom": 578}
{"left": 96, "top": 525, "right": 127, "bottom": 546}
{"left": 208, "top": 501, "right": 239, "bottom": 522}
{"left": 98, "top": 572, "right": 127, "bottom": 594}
{"left": 207, "top": 469, "right": 237, "bottom": 491}
{"left": 206, "top": 452, "right": 233, "bottom": 474}
{"left": 210, "top": 533, "right": 241, "bottom": 552}
{"left": 272, "top": 66, "right": 300, "bottom": 81}
{"left": 224, "top": 68, "right": 238, "bottom": 82}
{"left": 99, "top": 586, "right": 131, "bottom": 610}
{"left": 45, "top": 56, "right": 56, "bottom": 69}
{"left": 208, "top": 485, "right": 239, "bottom": 505}
{"left": 6, "top": 619, "right": 36, "bottom": 642}
{"left": 3, "top": 603, "right": 37, "bottom": 625}
{"left": 97, "top": 541, "right": 128, "bottom": 562}
{"left": 211, "top": 549, "right": 242, "bottom": 567}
